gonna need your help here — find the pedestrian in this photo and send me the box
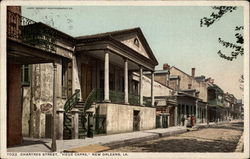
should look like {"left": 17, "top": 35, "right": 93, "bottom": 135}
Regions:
{"left": 181, "top": 115, "right": 185, "bottom": 126}
{"left": 186, "top": 116, "right": 192, "bottom": 128}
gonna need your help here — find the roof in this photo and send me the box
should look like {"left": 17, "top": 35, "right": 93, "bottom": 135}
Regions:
{"left": 144, "top": 69, "right": 169, "bottom": 75}
{"left": 76, "top": 27, "right": 158, "bottom": 66}
{"left": 76, "top": 27, "right": 140, "bottom": 39}
{"left": 170, "top": 66, "right": 192, "bottom": 78}
{"left": 154, "top": 70, "right": 169, "bottom": 74}
{"left": 169, "top": 75, "right": 179, "bottom": 79}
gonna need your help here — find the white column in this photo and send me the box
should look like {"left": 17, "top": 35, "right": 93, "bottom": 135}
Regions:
{"left": 124, "top": 59, "right": 129, "bottom": 104}
{"left": 151, "top": 71, "right": 155, "bottom": 106}
{"left": 104, "top": 52, "right": 110, "bottom": 102}
{"left": 57, "top": 108, "right": 64, "bottom": 140}
{"left": 139, "top": 66, "right": 143, "bottom": 105}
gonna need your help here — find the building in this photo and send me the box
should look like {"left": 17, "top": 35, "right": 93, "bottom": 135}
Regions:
{"left": 7, "top": 7, "right": 159, "bottom": 146}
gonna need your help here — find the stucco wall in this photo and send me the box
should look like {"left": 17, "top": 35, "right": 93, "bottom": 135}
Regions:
{"left": 98, "top": 103, "right": 156, "bottom": 134}
{"left": 170, "top": 67, "right": 208, "bottom": 102}
{"left": 22, "top": 87, "right": 31, "bottom": 137}
{"left": 142, "top": 75, "right": 172, "bottom": 97}
{"left": 154, "top": 74, "right": 167, "bottom": 86}
{"left": 22, "top": 63, "right": 65, "bottom": 138}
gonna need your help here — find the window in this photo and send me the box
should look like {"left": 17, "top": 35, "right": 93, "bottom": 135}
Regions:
{"left": 21, "top": 64, "right": 30, "bottom": 86}
{"left": 134, "top": 38, "right": 139, "bottom": 47}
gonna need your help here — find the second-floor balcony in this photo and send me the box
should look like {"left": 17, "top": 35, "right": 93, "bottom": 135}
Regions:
{"left": 208, "top": 99, "right": 224, "bottom": 107}
{"left": 7, "top": 10, "right": 56, "bottom": 53}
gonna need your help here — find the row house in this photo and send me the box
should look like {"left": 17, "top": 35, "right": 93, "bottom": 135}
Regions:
{"left": 224, "top": 93, "right": 243, "bottom": 120}
{"left": 152, "top": 63, "right": 243, "bottom": 127}
{"left": 152, "top": 64, "right": 209, "bottom": 127}
{"left": 7, "top": 6, "right": 159, "bottom": 147}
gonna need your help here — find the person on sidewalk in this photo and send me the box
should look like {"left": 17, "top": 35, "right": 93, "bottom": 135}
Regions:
{"left": 186, "top": 116, "right": 192, "bottom": 128}
{"left": 181, "top": 115, "right": 185, "bottom": 126}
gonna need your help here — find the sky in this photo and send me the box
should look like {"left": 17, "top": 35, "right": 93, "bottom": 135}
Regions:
{"left": 22, "top": 5, "right": 244, "bottom": 99}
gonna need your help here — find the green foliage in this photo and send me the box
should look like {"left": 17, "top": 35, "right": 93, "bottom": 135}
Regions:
{"left": 200, "top": 6, "right": 244, "bottom": 61}
{"left": 200, "top": 6, "right": 237, "bottom": 27}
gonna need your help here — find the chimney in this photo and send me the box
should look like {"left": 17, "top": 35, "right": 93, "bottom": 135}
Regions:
{"left": 191, "top": 68, "right": 195, "bottom": 77}
{"left": 163, "top": 64, "right": 170, "bottom": 70}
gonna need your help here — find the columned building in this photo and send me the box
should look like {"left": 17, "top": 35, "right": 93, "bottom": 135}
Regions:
{"left": 7, "top": 6, "right": 159, "bottom": 147}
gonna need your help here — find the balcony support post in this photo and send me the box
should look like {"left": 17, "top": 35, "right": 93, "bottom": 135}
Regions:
{"left": 104, "top": 51, "right": 110, "bottom": 103}
{"left": 124, "top": 58, "right": 129, "bottom": 104}
{"left": 151, "top": 71, "right": 155, "bottom": 106}
{"left": 139, "top": 66, "right": 143, "bottom": 106}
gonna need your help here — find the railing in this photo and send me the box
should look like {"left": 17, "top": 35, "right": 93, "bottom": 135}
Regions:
{"left": 95, "top": 89, "right": 104, "bottom": 102}
{"left": 94, "top": 114, "right": 106, "bottom": 134}
{"left": 7, "top": 10, "right": 56, "bottom": 53}
{"left": 64, "top": 89, "right": 80, "bottom": 113}
{"left": 208, "top": 99, "right": 224, "bottom": 107}
{"left": 83, "top": 89, "right": 99, "bottom": 112}
{"left": 7, "top": 10, "right": 36, "bottom": 39}
{"left": 143, "top": 96, "right": 152, "bottom": 107}
{"left": 95, "top": 89, "right": 140, "bottom": 106}
{"left": 129, "top": 93, "right": 139, "bottom": 105}
{"left": 166, "top": 95, "right": 177, "bottom": 101}
{"left": 110, "top": 90, "right": 125, "bottom": 104}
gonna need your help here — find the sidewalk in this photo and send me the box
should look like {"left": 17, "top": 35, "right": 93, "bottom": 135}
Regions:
{"left": 8, "top": 126, "right": 186, "bottom": 152}
{"left": 8, "top": 120, "right": 242, "bottom": 152}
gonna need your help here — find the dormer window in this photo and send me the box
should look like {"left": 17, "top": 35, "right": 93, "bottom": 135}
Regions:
{"left": 134, "top": 38, "right": 139, "bottom": 47}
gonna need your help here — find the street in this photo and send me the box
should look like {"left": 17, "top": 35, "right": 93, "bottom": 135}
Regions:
{"left": 107, "top": 122, "right": 243, "bottom": 152}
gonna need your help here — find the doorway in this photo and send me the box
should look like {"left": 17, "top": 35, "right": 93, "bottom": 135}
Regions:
{"left": 81, "top": 63, "right": 92, "bottom": 100}
{"left": 133, "top": 110, "right": 140, "bottom": 131}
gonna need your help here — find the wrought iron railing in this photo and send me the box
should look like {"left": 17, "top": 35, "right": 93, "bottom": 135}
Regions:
{"left": 110, "top": 90, "right": 125, "bottom": 104}
{"left": 63, "top": 89, "right": 80, "bottom": 139}
{"left": 166, "top": 95, "right": 177, "bottom": 101}
{"left": 7, "top": 10, "right": 56, "bottom": 53}
{"left": 64, "top": 89, "right": 80, "bottom": 113}
{"left": 129, "top": 93, "right": 139, "bottom": 105}
{"left": 208, "top": 99, "right": 224, "bottom": 107}
{"left": 7, "top": 10, "right": 36, "bottom": 39}
{"left": 143, "top": 96, "right": 152, "bottom": 107}
{"left": 94, "top": 114, "right": 106, "bottom": 134}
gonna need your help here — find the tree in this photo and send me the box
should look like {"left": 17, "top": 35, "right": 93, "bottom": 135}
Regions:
{"left": 200, "top": 6, "right": 244, "bottom": 61}
{"left": 200, "top": 6, "right": 244, "bottom": 93}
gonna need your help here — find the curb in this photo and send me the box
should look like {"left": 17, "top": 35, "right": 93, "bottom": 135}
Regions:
{"left": 235, "top": 132, "right": 244, "bottom": 152}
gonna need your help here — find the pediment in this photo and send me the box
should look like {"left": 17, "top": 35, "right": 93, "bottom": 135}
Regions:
{"left": 112, "top": 32, "right": 150, "bottom": 59}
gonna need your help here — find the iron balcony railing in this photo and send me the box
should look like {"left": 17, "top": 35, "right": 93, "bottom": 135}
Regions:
{"left": 143, "top": 96, "right": 152, "bottom": 107}
{"left": 95, "top": 89, "right": 142, "bottom": 106}
{"left": 208, "top": 99, "right": 224, "bottom": 107}
{"left": 7, "top": 10, "right": 56, "bottom": 53}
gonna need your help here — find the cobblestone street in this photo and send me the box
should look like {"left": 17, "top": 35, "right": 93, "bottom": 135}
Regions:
{"left": 107, "top": 122, "right": 243, "bottom": 152}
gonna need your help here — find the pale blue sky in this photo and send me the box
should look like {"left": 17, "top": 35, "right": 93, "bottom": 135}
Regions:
{"left": 22, "top": 6, "right": 244, "bottom": 98}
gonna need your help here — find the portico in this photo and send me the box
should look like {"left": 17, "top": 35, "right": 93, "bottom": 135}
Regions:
{"left": 75, "top": 28, "right": 158, "bottom": 107}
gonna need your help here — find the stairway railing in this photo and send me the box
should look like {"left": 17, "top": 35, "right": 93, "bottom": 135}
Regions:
{"left": 64, "top": 89, "right": 80, "bottom": 113}
{"left": 63, "top": 89, "right": 80, "bottom": 139}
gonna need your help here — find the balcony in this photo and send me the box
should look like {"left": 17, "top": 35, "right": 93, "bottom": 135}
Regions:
{"left": 208, "top": 99, "right": 224, "bottom": 107}
{"left": 7, "top": 10, "right": 56, "bottom": 53}
{"left": 94, "top": 89, "right": 148, "bottom": 106}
